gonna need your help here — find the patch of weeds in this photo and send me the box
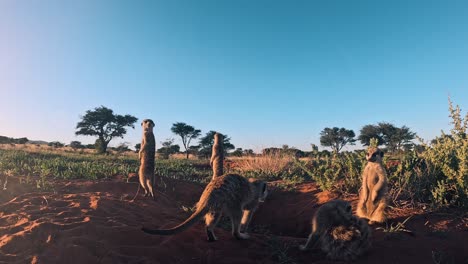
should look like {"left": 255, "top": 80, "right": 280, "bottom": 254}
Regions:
{"left": 35, "top": 175, "right": 55, "bottom": 192}
{"left": 432, "top": 250, "right": 455, "bottom": 264}
{"left": 376, "top": 216, "right": 414, "bottom": 239}
{"left": 266, "top": 235, "right": 297, "bottom": 264}
{"left": 273, "top": 182, "right": 297, "bottom": 192}
{"left": 181, "top": 205, "right": 196, "bottom": 214}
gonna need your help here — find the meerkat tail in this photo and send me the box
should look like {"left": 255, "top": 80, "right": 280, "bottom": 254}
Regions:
{"left": 142, "top": 207, "right": 209, "bottom": 235}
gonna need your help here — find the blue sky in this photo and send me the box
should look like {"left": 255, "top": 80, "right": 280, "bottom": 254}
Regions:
{"left": 1, "top": 0, "right": 467, "bottom": 152}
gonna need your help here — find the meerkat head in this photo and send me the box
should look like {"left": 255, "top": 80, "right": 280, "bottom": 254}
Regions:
{"left": 333, "top": 200, "right": 353, "bottom": 222}
{"left": 366, "top": 147, "right": 383, "bottom": 163}
{"left": 141, "top": 119, "right": 155, "bottom": 132}
{"left": 249, "top": 179, "right": 268, "bottom": 202}
{"left": 214, "top": 133, "right": 223, "bottom": 144}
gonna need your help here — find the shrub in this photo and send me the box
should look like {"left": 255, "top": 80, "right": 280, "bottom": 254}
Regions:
{"left": 420, "top": 98, "right": 468, "bottom": 207}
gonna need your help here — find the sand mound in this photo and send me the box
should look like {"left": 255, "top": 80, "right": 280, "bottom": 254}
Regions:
{"left": 0, "top": 176, "right": 466, "bottom": 264}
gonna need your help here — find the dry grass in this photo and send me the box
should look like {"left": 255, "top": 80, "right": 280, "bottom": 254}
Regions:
{"left": 0, "top": 144, "right": 138, "bottom": 157}
{"left": 232, "top": 152, "right": 293, "bottom": 176}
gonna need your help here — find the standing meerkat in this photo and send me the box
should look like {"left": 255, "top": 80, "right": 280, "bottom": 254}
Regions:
{"left": 139, "top": 119, "right": 156, "bottom": 199}
{"left": 210, "top": 132, "right": 224, "bottom": 180}
{"left": 142, "top": 174, "right": 268, "bottom": 241}
{"left": 356, "top": 147, "right": 388, "bottom": 224}
{"left": 299, "top": 200, "right": 354, "bottom": 251}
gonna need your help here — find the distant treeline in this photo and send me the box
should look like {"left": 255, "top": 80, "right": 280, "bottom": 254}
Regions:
{"left": 0, "top": 136, "right": 29, "bottom": 144}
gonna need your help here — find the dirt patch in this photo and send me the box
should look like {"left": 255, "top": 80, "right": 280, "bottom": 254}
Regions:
{"left": 0, "top": 176, "right": 466, "bottom": 264}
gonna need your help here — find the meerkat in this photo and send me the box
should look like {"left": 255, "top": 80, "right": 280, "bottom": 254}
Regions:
{"left": 138, "top": 119, "right": 156, "bottom": 199}
{"left": 210, "top": 133, "right": 224, "bottom": 180}
{"left": 142, "top": 173, "right": 268, "bottom": 241}
{"left": 320, "top": 216, "right": 372, "bottom": 261}
{"left": 356, "top": 147, "right": 388, "bottom": 224}
{"left": 299, "top": 200, "right": 354, "bottom": 251}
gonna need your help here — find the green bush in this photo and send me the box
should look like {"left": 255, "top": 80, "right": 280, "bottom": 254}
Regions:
{"left": 421, "top": 98, "right": 468, "bottom": 207}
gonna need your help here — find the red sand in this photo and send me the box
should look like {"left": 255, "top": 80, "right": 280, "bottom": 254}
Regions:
{"left": 0, "top": 176, "right": 466, "bottom": 264}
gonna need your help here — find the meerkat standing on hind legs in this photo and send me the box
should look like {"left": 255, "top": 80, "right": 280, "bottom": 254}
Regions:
{"left": 139, "top": 119, "right": 156, "bottom": 199}
{"left": 356, "top": 146, "right": 389, "bottom": 224}
{"left": 210, "top": 132, "right": 224, "bottom": 180}
{"left": 142, "top": 174, "right": 268, "bottom": 241}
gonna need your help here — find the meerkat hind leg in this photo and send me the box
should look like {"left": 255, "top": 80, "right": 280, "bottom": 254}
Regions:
{"left": 299, "top": 233, "right": 319, "bottom": 251}
{"left": 145, "top": 178, "right": 155, "bottom": 199}
{"left": 369, "top": 200, "right": 387, "bottom": 223}
{"left": 205, "top": 211, "right": 222, "bottom": 242}
{"left": 240, "top": 210, "right": 254, "bottom": 233}
{"left": 229, "top": 208, "right": 250, "bottom": 240}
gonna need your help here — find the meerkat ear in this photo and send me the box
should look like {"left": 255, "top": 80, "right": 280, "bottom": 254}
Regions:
{"left": 141, "top": 121, "right": 144, "bottom": 126}
{"left": 150, "top": 120, "right": 155, "bottom": 127}
{"left": 262, "top": 182, "right": 267, "bottom": 193}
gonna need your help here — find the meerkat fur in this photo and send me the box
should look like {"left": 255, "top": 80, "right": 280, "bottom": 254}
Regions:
{"left": 321, "top": 216, "right": 372, "bottom": 261}
{"left": 356, "top": 147, "right": 388, "bottom": 224}
{"left": 141, "top": 174, "right": 268, "bottom": 241}
{"left": 139, "top": 119, "right": 156, "bottom": 199}
{"left": 299, "top": 200, "right": 354, "bottom": 251}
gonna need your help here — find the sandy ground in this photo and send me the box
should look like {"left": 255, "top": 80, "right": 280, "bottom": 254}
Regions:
{"left": 0, "top": 175, "right": 466, "bottom": 264}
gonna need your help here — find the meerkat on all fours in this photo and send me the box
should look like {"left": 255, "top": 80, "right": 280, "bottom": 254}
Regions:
{"left": 356, "top": 147, "right": 389, "bottom": 224}
{"left": 299, "top": 200, "right": 354, "bottom": 251}
{"left": 300, "top": 199, "right": 372, "bottom": 261}
{"left": 210, "top": 132, "right": 224, "bottom": 180}
{"left": 142, "top": 173, "right": 268, "bottom": 241}
{"left": 138, "top": 119, "right": 156, "bottom": 199}
{"left": 321, "top": 215, "right": 372, "bottom": 261}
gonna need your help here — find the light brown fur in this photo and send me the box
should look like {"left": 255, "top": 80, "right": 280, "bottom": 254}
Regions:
{"left": 138, "top": 119, "right": 156, "bottom": 199}
{"left": 210, "top": 133, "right": 224, "bottom": 180}
{"left": 356, "top": 147, "right": 388, "bottom": 224}
{"left": 299, "top": 200, "right": 354, "bottom": 251}
{"left": 141, "top": 174, "right": 268, "bottom": 241}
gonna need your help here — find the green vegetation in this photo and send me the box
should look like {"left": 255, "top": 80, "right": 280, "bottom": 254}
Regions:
{"left": 171, "top": 122, "right": 202, "bottom": 159}
{"left": 75, "top": 106, "right": 138, "bottom": 154}
{"left": 319, "top": 127, "right": 356, "bottom": 153}
{"left": 0, "top": 150, "right": 212, "bottom": 183}
{"left": 0, "top": 98, "right": 466, "bottom": 209}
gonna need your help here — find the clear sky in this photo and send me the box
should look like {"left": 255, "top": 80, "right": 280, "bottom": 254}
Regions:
{"left": 1, "top": 0, "right": 467, "bottom": 152}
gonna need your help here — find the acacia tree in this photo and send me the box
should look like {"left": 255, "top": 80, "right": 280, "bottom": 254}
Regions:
{"left": 197, "top": 131, "right": 235, "bottom": 158}
{"left": 171, "top": 122, "right": 201, "bottom": 159}
{"left": 357, "top": 124, "right": 385, "bottom": 146}
{"left": 75, "top": 106, "right": 137, "bottom": 154}
{"left": 319, "top": 127, "right": 356, "bottom": 153}
{"left": 157, "top": 138, "right": 180, "bottom": 159}
{"left": 358, "top": 122, "right": 416, "bottom": 152}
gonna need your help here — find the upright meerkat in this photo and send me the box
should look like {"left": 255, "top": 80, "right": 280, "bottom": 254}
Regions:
{"left": 139, "top": 119, "right": 156, "bottom": 199}
{"left": 356, "top": 147, "right": 388, "bottom": 224}
{"left": 210, "top": 133, "right": 224, "bottom": 180}
{"left": 299, "top": 200, "right": 354, "bottom": 251}
{"left": 142, "top": 174, "right": 268, "bottom": 241}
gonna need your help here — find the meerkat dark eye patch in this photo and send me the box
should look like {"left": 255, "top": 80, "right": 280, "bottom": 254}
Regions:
{"left": 262, "top": 183, "right": 267, "bottom": 193}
